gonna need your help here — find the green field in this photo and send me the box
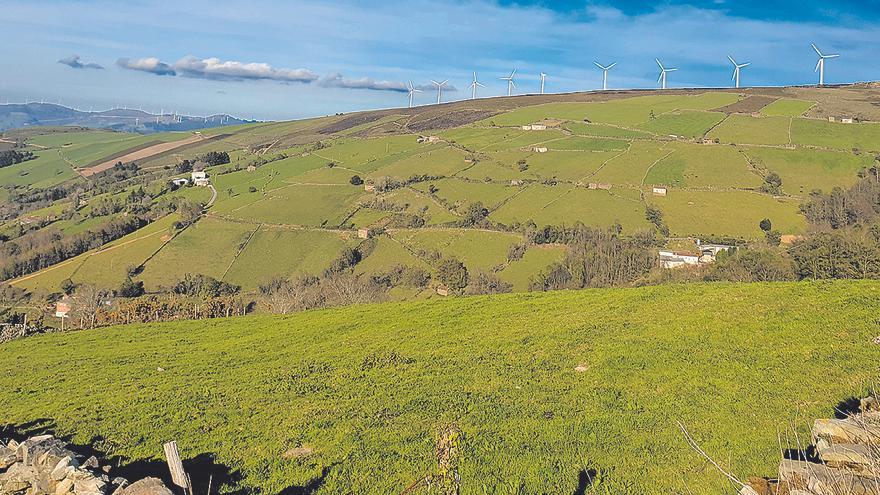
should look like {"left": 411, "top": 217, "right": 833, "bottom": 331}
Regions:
{"left": 2, "top": 281, "right": 877, "bottom": 494}
{"left": 650, "top": 190, "right": 806, "bottom": 238}
{"left": 7, "top": 86, "right": 877, "bottom": 293}
{"left": 707, "top": 114, "right": 792, "bottom": 146}
{"left": 760, "top": 98, "right": 814, "bottom": 117}
{"left": 745, "top": 147, "right": 871, "bottom": 194}
{"left": 644, "top": 143, "right": 762, "bottom": 189}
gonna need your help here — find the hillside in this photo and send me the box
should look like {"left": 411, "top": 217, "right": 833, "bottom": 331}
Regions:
{"left": 3, "top": 84, "right": 880, "bottom": 296}
{"left": 1, "top": 281, "right": 878, "bottom": 494}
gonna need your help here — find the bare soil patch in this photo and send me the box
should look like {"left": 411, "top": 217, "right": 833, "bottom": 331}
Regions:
{"left": 713, "top": 95, "right": 778, "bottom": 114}
{"left": 79, "top": 134, "right": 205, "bottom": 177}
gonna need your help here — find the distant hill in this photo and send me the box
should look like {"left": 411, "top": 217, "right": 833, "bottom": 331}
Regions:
{"left": 0, "top": 103, "right": 250, "bottom": 134}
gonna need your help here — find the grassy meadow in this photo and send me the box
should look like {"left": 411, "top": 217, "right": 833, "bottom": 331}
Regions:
{"left": 1, "top": 281, "right": 878, "bottom": 494}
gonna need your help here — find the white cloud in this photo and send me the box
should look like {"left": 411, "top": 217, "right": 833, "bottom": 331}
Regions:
{"left": 116, "top": 57, "right": 176, "bottom": 76}
{"left": 58, "top": 55, "right": 103, "bottom": 70}
{"left": 172, "top": 56, "right": 318, "bottom": 83}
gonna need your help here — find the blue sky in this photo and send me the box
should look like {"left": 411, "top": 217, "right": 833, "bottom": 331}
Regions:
{"left": 2, "top": 0, "right": 878, "bottom": 120}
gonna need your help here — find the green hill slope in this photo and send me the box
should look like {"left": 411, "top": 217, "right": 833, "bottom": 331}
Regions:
{"left": 2, "top": 280, "right": 878, "bottom": 494}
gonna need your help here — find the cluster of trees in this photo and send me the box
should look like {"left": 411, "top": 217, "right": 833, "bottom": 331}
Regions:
{"left": 528, "top": 227, "right": 659, "bottom": 291}
{"left": 801, "top": 167, "right": 880, "bottom": 228}
{"left": 200, "top": 151, "right": 230, "bottom": 166}
{"left": 0, "top": 150, "right": 35, "bottom": 168}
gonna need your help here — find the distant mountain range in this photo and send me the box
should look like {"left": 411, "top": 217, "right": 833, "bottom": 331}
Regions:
{"left": 0, "top": 103, "right": 251, "bottom": 134}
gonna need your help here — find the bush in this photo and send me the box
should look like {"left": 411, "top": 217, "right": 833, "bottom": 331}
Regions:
{"left": 118, "top": 277, "right": 145, "bottom": 298}
{"left": 350, "top": 175, "right": 364, "bottom": 186}
{"left": 759, "top": 218, "right": 772, "bottom": 232}
{"left": 248, "top": 186, "right": 257, "bottom": 193}
{"left": 437, "top": 258, "right": 468, "bottom": 290}
{"left": 466, "top": 272, "right": 512, "bottom": 295}
{"left": 172, "top": 274, "right": 239, "bottom": 298}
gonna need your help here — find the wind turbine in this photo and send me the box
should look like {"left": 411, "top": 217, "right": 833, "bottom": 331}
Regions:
{"left": 540, "top": 73, "right": 547, "bottom": 94}
{"left": 594, "top": 62, "right": 616, "bottom": 90}
{"left": 468, "top": 72, "right": 485, "bottom": 99}
{"left": 812, "top": 43, "right": 839, "bottom": 86}
{"left": 728, "top": 56, "right": 750, "bottom": 88}
{"left": 500, "top": 69, "right": 517, "bottom": 96}
{"left": 406, "top": 81, "right": 422, "bottom": 108}
{"left": 430, "top": 79, "right": 448, "bottom": 104}
{"left": 656, "top": 59, "right": 677, "bottom": 90}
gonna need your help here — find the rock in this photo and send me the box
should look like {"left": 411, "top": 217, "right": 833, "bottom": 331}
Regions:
{"left": 54, "top": 478, "right": 74, "bottom": 495}
{"left": 0, "top": 447, "right": 16, "bottom": 470}
{"left": 117, "top": 478, "right": 173, "bottom": 495}
{"left": 110, "top": 478, "right": 128, "bottom": 488}
{"left": 0, "top": 463, "right": 39, "bottom": 494}
{"left": 81, "top": 457, "right": 99, "bottom": 470}
{"left": 49, "top": 457, "right": 74, "bottom": 481}
{"left": 73, "top": 474, "right": 106, "bottom": 495}
{"left": 100, "top": 466, "right": 111, "bottom": 474}
{"left": 282, "top": 446, "right": 314, "bottom": 459}
{"left": 573, "top": 365, "right": 588, "bottom": 373}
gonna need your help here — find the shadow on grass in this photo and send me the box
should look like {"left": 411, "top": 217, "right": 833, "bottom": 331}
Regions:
{"left": 573, "top": 467, "right": 598, "bottom": 495}
{"left": 1, "top": 420, "right": 245, "bottom": 495}
{"left": 276, "top": 465, "right": 334, "bottom": 495}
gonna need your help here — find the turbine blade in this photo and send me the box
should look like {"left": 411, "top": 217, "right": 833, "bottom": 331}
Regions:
{"left": 441, "top": 80, "right": 449, "bottom": 85}
{"left": 656, "top": 58, "right": 664, "bottom": 69}
{"left": 732, "top": 68, "right": 738, "bottom": 80}
{"left": 812, "top": 43, "right": 822, "bottom": 56}
{"left": 476, "top": 82, "right": 486, "bottom": 87}
{"left": 667, "top": 68, "right": 678, "bottom": 72}
{"left": 740, "top": 62, "right": 751, "bottom": 68}
{"left": 658, "top": 72, "right": 664, "bottom": 83}
{"left": 815, "top": 59, "right": 821, "bottom": 72}
{"left": 594, "top": 61, "right": 604, "bottom": 69}
{"left": 728, "top": 55, "right": 736, "bottom": 65}
{"left": 607, "top": 62, "right": 616, "bottom": 69}
{"left": 826, "top": 54, "right": 840, "bottom": 58}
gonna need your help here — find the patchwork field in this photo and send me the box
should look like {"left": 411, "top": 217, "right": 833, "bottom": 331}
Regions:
{"left": 2, "top": 281, "right": 878, "bottom": 493}
{"left": 4, "top": 85, "right": 878, "bottom": 295}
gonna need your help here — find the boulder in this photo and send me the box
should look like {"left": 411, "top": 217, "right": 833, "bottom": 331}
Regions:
{"left": 49, "top": 458, "right": 75, "bottom": 482}
{"left": 116, "top": 478, "right": 173, "bottom": 495}
{"left": 0, "top": 463, "right": 39, "bottom": 495}
{"left": 0, "top": 447, "right": 16, "bottom": 470}
{"left": 54, "top": 478, "right": 74, "bottom": 495}
{"left": 72, "top": 474, "right": 106, "bottom": 495}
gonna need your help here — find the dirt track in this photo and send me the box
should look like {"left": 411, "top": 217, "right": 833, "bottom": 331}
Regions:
{"left": 78, "top": 134, "right": 205, "bottom": 177}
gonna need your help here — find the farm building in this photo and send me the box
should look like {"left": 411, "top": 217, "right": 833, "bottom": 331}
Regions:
{"left": 533, "top": 147, "right": 548, "bottom": 153}
{"left": 510, "top": 179, "right": 523, "bottom": 186}
{"left": 191, "top": 171, "right": 210, "bottom": 187}
{"left": 435, "top": 286, "right": 450, "bottom": 297}
{"left": 171, "top": 178, "right": 189, "bottom": 186}
{"left": 54, "top": 296, "right": 72, "bottom": 318}
{"left": 521, "top": 124, "right": 547, "bottom": 131}
{"left": 418, "top": 135, "right": 441, "bottom": 143}
{"left": 652, "top": 186, "right": 668, "bottom": 196}
{"left": 588, "top": 182, "right": 612, "bottom": 190}
{"left": 658, "top": 250, "right": 700, "bottom": 269}
{"left": 246, "top": 165, "right": 257, "bottom": 172}
{"left": 841, "top": 117, "right": 854, "bottom": 124}
{"left": 357, "top": 228, "right": 374, "bottom": 239}
{"left": 828, "top": 116, "right": 836, "bottom": 122}
{"left": 696, "top": 241, "right": 733, "bottom": 257}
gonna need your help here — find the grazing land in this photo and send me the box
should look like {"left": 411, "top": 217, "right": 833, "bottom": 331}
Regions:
{"left": 3, "top": 84, "right": 880, "bottom": 297}
{"left": 1, "top": 281, "right": 878, "bottom": 494}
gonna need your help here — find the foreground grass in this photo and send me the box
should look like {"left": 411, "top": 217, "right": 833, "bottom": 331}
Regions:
{"left": 3, "top": 280, "right": 880, "bottom": 494}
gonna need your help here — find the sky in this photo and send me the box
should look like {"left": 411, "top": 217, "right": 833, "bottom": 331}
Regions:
{"left": 2, "top": 0, "right": 879, "bottom": 121}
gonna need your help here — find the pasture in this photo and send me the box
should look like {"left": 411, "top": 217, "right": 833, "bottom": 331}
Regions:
{"left": 1, "top": 281, "right": 877, "bottom": 494}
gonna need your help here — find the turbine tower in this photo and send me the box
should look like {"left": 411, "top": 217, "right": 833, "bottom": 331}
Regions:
{"left": 727, "top": 56, "right": 750, "bottom": 89}
{"left": 812, "top": 43, "right": 839, "bottom": 86}
{"left": 594, "top": 62, "right": 616, "bottom": 90}
{"left": 406, "top": 81, "right": 421, "bottom": 108}
{"left": 500, "top": 69, "right": 517, "bottom": 97}
{"left": 468, "top": 72, "right": 485, "bottom": 99}
{"left": 656, "top": 59, "right": 677, "bottom": 90}
{"left": 540, "top": 73, "right": 547, "bottom": 94}
{"left": 430, "top": 79, "right": 448, "bottom": 104}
